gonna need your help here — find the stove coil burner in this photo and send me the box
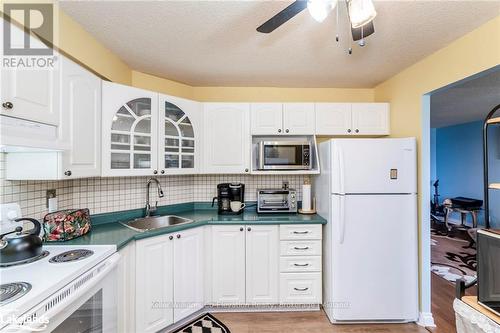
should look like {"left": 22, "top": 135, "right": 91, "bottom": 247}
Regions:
{"left": 49, "top": 249, "right": 94, "bottom": 263}
{"left": 0, "top": 250, "right": 50, "bottom": 268}
{"left": 0, "top": 282, "right": 32, "bottom": 305}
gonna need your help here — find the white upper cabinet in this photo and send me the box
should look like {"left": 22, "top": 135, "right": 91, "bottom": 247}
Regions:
{"left": 159, "top": 94, "right": 201, "bottom": 174}
{"left": 102, "top": 82, "right": 159, "bottom": 176}
{"left": 203, "top": 103, "right": 250, "bottom": 174}
{"left": 60, "top": 57, "right": 102, "bottom": 178}
{"left": 283, "top": 103, "right": 315, "bottom": 135}
{"left": 251, "top": 103, "right": 315, "bottom": 135}
{"left": 315, "top": 103, "right": 352, "bottom": 135}
{"left": 351, "top": 103, "right": 390, "bottom": 135}
{"left": 0, "top": 22, "right": 59, "bottom": 126}
{"left": 314, "top": 102, "right": 390, "bottom": 136}
{"left": 251, "top": 103, "right": 283, "bottom": 135}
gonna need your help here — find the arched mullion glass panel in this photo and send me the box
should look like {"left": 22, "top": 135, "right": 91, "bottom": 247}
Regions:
{"left": 111, "top": 98, "right": 152, "bottom": 170}
{"left": 163, "top": 101, "right": 195, "bottom": 170}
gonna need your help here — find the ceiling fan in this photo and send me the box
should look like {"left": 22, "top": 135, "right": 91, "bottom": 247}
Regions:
{"left": 257, "top": 0, "right": 377, "bottom": 53}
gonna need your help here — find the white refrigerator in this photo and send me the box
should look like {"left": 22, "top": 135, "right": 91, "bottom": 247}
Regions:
{"left": 314, "top": 138, "right": 419, "bottom": 323}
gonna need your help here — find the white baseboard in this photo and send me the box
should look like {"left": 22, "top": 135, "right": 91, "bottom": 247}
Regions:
{"left": 417, "top": 312, "right": 435, "bottom": 327}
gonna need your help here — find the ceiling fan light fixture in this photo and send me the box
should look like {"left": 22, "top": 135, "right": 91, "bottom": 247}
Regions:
{"left": 307, "top": 0, "right": 338, "bottom": 23}
{"left": 348, "top": 0, "right": 377, "bottom": 29}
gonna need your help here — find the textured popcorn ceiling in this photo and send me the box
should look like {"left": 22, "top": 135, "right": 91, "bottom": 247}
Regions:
{"left": 59, "top": 0, "right": 500, "bottom": 88}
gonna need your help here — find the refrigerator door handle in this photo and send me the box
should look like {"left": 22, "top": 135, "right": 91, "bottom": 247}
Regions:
{"left": 339, "top": 195, "right": 346, "bottom": 244}
{"left": 339, "top": 145, "right": 345, "bottom": 194}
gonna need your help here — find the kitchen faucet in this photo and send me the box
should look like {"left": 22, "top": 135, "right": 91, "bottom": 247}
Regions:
{"left": 145, "top": 177, "right": 164, "bottom": 217}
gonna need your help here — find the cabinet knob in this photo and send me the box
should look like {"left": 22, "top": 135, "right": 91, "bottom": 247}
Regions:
{"left": 169, "top": 235, "right": 173, "bottom": 240}
{"left": 285, "top": 129, "right": 289, "bottom": 133}
{"left": 153, "top": 170, "right": 158, "bottom": 174}
{"left": 347, "top": 129, "right": 352, "bottom": 133}
{"left": 355, "top": 129, "right": 359, "bottom": 133}
{"left": 247, "top": 227, "right": 251, "bottom": 231}
{"left": 245, "top": 168, "right": 249, "bottom": 173}
{"left": 278, "top": 129, "right": 282, "bottom": 133}
{"left": 64, "top": 170, "right": 72, "bottom": 176}
{"left": 2, "top": 102, "right": 13, "bottom": 109}
{"left": 176, "top": 234, "right": 181, "bottom": 239}
{"left": 240, "top": 227, "right": 244, "bottom": 232}
{"left": 161, "top": 170, "right": 165, "bottom": 174}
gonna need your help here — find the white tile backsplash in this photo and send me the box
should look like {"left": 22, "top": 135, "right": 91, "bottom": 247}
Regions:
{"left": 0, "top": 154, "right": 306, "bottom": 220}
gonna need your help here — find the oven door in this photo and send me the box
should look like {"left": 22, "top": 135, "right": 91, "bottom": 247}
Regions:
{"left": 16, "top": 253, "right": 119, "bottom": 333}
{"left": 258, "top": 191, "right": 291, "bottom": 212}
{"left": 259, "top": 141, "right": 311, "bottom": 170}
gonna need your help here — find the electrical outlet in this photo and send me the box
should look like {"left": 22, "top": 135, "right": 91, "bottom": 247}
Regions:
{"left": 46, "top": 189, "right": 56, "bottom": 208}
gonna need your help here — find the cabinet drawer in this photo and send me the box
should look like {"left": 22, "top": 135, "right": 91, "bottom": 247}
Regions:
{"left": 280, "top": 256, "right": 321, "bottom": 273}
{"left": 280, "top": 240, "right": 322, "bottom": 256}
{"left": 280, "top": 273, "right": 322, "bottom": 304}
{"left": 280, "top": 225, "right": 322, "bottom": 240}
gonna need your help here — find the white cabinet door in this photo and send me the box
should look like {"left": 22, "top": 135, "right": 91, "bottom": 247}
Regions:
{"left": 173, "top": 228, "right": 204, "bottom": 322}
{"left": 351, "top": 103, "right": 390, "bottom": 135}
{"left": 250, "top": 103, "right": 283, "bottom": 135}
{"left": 245, "top": 225, "right": 279, "bottom": 304}
{"left": 117, "top": 241, "right": 136, "bottom": 333}
{"left": 315, "top": 103, "right": 352, "bottom": 135}
{"left": 283, "top": 103, "right": 315, "bottom": 135}
{"left": 136, "top": 234, "right": 174, "bottom": 333}
{"left": 0, "top": 21, "right": 59, "bottom": 125}
{"left": 203, "top": 103, "right": 250, "bottom": 174}
{"left": 159, "top": 94, "right": 201, "bottom": 174}
{"left": 211, "top": 225, "right": 246, "bottom": 304}
{"left": 60, "top": 57, "right": 101, "bottom": 178}
{"left": 102, "top": 82, "right": 159, "bottom": 176}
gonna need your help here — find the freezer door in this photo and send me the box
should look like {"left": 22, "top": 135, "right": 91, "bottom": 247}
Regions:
{"left": 331, "top": 138, "right": 417, "bottom": 194}
{"left": 328, "top": 194, "right": 418, "bottom": 322}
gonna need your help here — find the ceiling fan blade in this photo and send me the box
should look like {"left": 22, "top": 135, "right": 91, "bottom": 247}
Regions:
{"left": 351, "top": 21, "right": 375, "bottom": 41}
{"left": 257, "top": 0, "right": 308, "bottom": 33}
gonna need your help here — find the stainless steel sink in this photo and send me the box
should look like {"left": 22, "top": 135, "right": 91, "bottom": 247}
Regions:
{"left": 120, "top": 215, "right": 194, "bottom": 232}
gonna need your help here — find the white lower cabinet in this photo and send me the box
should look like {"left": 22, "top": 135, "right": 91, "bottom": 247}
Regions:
{"left": 211, "top": 225, "right": 246, "bottom": 304}
{"left": 135, "top": 234, "right": 174, "bottom": 333}
{"left": 245, "top": 225, "right": 279, "bottom": 304}
{"left": 173, "top": 228, "right": 205, "bottom": 321}
{"left": 279, "top": 224, "right": 322, "bottom": 305}
{"left": 117, "top": 242, "right": 136, "bottom": 333}
{"left": 210, "top": 225, "right": 279, "bottom": 305}
{"left": 135, "top": 227, "right": 204, "bottom": 333}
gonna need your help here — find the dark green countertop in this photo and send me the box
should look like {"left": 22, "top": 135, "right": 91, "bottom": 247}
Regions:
{"left": 47, "top": 202, "right": 326, "bottom": 250}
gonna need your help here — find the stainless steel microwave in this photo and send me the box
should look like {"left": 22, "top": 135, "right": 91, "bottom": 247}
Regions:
{"left": 257, "top": 141, "right": 312, "bottom": 170}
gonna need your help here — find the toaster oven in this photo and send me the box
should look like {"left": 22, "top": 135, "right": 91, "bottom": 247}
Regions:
{"left": 257, "top": 189, "right": 297, "bottom": 213}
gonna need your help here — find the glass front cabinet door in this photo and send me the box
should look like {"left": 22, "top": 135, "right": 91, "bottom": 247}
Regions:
{"left": 159, "top": 94, "right": 201, "bottom": 174}
{"left": 102, "top": 82, "right": 200, "bottom": 176}
{"left": 102, "top": 82, "right": 159, "bottom": 176}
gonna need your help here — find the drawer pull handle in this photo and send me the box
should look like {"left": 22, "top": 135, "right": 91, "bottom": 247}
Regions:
{"left": 294, "top": 246, "right": 309, "bottom": 250}
{"left": 293, "top": 231, "right": 309, "bottom": 234}
{"left": 294, "top": 287, "right": 309, "bottom": 291}
{"left": 293, "top": 263, "right": 309, "bottom": 267}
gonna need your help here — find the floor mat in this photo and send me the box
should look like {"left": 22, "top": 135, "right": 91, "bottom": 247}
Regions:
{"left": 431, "top": 228, "right": 476, "bottom": 284}
{"left": 171, "top": 313, "right": 231, "bottom": 333}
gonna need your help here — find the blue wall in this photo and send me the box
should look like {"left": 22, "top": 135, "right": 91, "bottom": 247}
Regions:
{"left": 431, "top": 121, "right": 500, "bottom": 228}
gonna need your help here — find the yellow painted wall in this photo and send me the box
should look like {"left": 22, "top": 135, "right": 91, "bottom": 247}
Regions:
{"left": 374, "top": 15, "right": 500, "bottom": 310}
{"left": 131, "top": 71, "right": 374, "bottom": 102}
{"left": 57, "top": 9, "right": 132, "bottom": 85}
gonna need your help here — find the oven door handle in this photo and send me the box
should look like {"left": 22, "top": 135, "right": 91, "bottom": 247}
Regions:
{"left": 14, "top": 253, "right": 120, "bottom": 333}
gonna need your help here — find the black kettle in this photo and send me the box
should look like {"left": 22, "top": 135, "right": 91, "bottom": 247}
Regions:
{"left": 0, "top": 218, "right": 43, "bottom": 265}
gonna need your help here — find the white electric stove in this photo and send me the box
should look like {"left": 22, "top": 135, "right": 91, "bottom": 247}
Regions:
{"left": 0, "top": 245, "right": 119, "bottom": 333}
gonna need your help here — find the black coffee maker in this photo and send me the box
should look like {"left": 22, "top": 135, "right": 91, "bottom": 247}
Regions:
{"left": 212, "top": 183, "right": 245, "bottom": 215}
